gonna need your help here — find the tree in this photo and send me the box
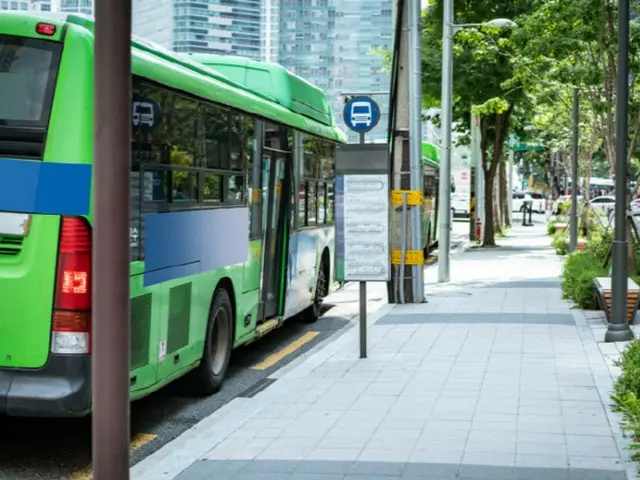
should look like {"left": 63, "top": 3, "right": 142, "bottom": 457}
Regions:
{"left": 421, "top": 0, "right": 536, "bottom": 246}
{"left": 512, "top": 0, "right": 640, "bottom": 272}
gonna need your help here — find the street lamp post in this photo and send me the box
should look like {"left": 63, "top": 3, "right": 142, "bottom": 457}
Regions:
{"left": 605, "top": 0, "right": 634, "bottom": 342}
{"left": 437, "top": 1, "right": 517, "bottom": 283}
{"left": 570, "top": 88, "right": 579, "bottom": 253}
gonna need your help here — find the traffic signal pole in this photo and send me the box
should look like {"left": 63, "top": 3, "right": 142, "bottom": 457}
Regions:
{"left": 92, "top": 0, "right": 132, "bottom": 478}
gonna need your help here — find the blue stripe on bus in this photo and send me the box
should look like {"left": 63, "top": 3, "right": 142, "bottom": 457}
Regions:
{"left": 143, "top": 207, "right": 250, "bottom": 287}
{"left": 0, "top": 158, "right": 92, "bottom": 216}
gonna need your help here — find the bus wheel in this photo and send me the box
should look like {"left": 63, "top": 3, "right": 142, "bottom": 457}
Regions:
{"left": 185, "top": 288, "right": 233, "bottom": 395}
{"left": 302, "top": 262, "right": 328, "bottom": 323}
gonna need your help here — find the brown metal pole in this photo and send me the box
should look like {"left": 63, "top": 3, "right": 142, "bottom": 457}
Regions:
{"left": 92, "top": 0, "right": 132, "bottom": 478}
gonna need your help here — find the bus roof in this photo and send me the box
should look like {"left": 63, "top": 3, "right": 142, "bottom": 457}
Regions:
{"left": 0, "top": 11, "right": 347, "bottom": 143}
{"left": 185, "top": 54, "right": 335, "bottom": 129}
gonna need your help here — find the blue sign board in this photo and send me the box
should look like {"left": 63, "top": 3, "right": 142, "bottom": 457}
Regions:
{"left": 343, "top": 96, "right": 380, "bottom": 134}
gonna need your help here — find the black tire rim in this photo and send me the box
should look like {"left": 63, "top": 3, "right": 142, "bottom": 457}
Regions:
{"left": 209, "top": 305, "right": 230, "bottom": 377}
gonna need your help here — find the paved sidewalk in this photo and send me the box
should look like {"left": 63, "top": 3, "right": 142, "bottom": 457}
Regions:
{"left": 132, "top": 223, "right": 634, "bottom": 480}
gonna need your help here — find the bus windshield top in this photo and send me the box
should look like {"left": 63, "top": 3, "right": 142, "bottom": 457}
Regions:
{"left": 0, "top": 34, "right": 61, "bottom": 129}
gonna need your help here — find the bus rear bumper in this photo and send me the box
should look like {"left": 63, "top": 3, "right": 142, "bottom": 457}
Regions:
{"left": 0, "top": 355, "right": 91, "bottom": 417}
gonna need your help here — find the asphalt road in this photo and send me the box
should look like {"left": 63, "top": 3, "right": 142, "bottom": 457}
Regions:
{"left": 0, "top": 221, "right": 470, "bottom": 480}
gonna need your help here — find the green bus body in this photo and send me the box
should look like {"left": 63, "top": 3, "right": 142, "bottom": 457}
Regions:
{"left": 422, "top": 142, "right": 440, "bottom": 252}
{"left": 0, "top": 12, "right": 345, "bottom": 416}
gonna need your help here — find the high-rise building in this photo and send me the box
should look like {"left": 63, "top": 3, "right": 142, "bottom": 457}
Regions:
{"left": 133, "top": 0, "right": 262, "bottom": 58}
{"left": 59, "top": 0, "right": 92, "bottom": 15}
{"left": 276, "top": 0, "right": 393, "bottom": 142}
{"left": 0, "top": 0, "right": 51, "bottom": 12}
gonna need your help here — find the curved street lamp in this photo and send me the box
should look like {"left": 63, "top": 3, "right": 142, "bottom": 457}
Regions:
{"left": 437, "top": 6, "right": 518, "bottom": 283}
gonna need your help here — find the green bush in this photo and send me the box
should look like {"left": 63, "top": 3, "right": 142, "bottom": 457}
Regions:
{"left": 558, "top": 200, "right": 571, "bottom": 217}
{"left": 586, "top": 228, "right": 613, "bottom": 262}
{"left": 561, "top": 251, "right": 607, "bottom": 308}
{"left": 552, "top": 230, "right": 568, "bottom": 255}
{"left": 612, "top": 341, "right": 640, "bottom": 458}
{"left": 547, "top": 221, "right": 557, "bottom": 235}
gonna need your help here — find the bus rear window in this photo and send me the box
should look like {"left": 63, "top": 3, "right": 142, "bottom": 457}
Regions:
{"left": 0, "top": 35, "right": 61, "bottom": 127}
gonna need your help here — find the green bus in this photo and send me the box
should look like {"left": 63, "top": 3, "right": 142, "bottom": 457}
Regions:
{"left": 422, "top": 142, "right": 440, "bottom": 253}
{"left": 0, "top": 12, "right": 345, "bottom": 417}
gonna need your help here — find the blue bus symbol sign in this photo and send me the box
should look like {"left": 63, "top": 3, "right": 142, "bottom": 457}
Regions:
{"left": 343, "top": 96, "right": 380, "bottom": 133}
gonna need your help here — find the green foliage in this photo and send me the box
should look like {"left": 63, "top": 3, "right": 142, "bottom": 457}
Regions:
{"left": 547, "top": 221, "right": 557, "bottom": 236}
{"left": 612, "top": 341, "right": 640, "bottom": 459}
{"left": 558, "top": 200, "right": 571, "bottom": 217}
{"left": 561, "top": 251, "right": 607, "bottom": 309}
{"left": 586, "top": 227, "right": 613, "bottom": 263}
{"left": 551, "top": 230, "right": 567, "bottom": 255}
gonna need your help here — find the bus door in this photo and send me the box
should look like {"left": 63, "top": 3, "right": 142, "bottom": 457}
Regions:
{"left": 259, "top": 150, "right": 289, "bottom": 321}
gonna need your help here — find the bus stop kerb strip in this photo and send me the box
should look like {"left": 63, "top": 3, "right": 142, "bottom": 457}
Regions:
{"left": 335, "top": 144, "right": 391, "bottom": 359}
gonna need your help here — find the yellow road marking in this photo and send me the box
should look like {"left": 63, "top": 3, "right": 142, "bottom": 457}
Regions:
{"left": 66, "top": 433, "right": 157, "bottom": 480}
{"left": 251, "top": 331, "right": 320, "bottom": 371}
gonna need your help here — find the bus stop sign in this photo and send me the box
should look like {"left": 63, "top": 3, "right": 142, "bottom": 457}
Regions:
{"left": 343, "top": 96, "right": 380, "bottom": 133}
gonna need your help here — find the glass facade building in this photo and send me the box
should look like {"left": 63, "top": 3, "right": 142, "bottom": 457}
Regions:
{"left": 133, "top": 0, "right": 262, "bottom": 59}
{"left": 1, "top": 0, "right": 51, "bottom": 11}
{"left": 59, "top": 0, "right": 92, "bottom": 15}
{"left": 276, "top": 0, "right": 393, "bottom": 142}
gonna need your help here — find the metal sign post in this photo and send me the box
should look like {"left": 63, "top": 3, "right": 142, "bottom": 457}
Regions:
{"left": 335, "top": 140, "right": 390, "bottom": 359}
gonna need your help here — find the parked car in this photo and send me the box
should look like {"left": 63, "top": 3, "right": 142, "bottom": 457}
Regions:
{"left": 553, "top": 194, "right": 584, "bottom": 215}
{"left": 590, "top": 195, "right": 616, "bottom": 218}
{"left": 451, "top": 193, "right": 470, "bottom": 217}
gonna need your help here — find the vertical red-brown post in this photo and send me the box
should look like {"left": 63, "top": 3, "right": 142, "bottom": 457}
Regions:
{"left": 92, "top": 0, "right": 132, "bottom": 478}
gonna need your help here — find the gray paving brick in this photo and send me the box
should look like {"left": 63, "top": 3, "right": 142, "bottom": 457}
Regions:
{"left": 565, "top": 435, "right": 620, "bottom": 458}
{"left": 295, "top": 460, "right": 355, "bottom": 475}
{"left": 135, "top": 227, "right": 633, "bottom": 480}
{"left": 174, "top": 460, "right": 247, "bottom": 480}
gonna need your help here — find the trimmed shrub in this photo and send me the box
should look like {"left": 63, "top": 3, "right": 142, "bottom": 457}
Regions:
{"left": 552, "top": 230, "right": 568, "bottom": 255}
{"left": 561, "top": 250, "right": 607, "bottom": 309}
{"left": 612, "top": 341, "right": 640, "bottom": 459}
{"left": 586, "top": 228, "right": 613, "bottom": 263}
{"left": 547, "top": 221, "right": 557, "bottom": 235}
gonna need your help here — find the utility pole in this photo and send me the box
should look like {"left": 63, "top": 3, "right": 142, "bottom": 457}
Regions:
{"left": 389, "top": 0, "right": 414, "bottom": 303}
{"left": 437, "top": 0, "right": 453, "bottom": 282}
{"left": 606, "top": 0, "right": 634, "bottom": 342}
{"left": 93, "top": 0, "right": 132, "bottom": 478}
{"left": 408, "top": 0, "right": 424, "bottom": 300}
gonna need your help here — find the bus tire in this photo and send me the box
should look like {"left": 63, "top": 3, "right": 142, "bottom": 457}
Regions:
{"left": 301, "top": 256, "right": 329, "bottom": 323}
{"left": 184, "top": 288, "right": 233, "bottom": 395}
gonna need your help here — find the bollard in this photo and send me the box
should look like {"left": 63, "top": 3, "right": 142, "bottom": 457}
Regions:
{"left": 523, "top": 200, "right": 533, "bottom": 227}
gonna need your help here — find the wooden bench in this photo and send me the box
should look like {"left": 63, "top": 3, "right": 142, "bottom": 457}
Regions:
{"left": 565, "top": 238, "right": 587, "bottom": 251}
{"left": 593, "top": 277, "right": 640, "bottom": 324}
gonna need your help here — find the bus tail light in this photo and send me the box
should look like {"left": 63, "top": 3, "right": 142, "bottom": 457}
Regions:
{"left": 52, "top": 217, "right": 92, "bottom": 355}
{"left": 36, "top": 23, "right": 57, "bottom": 36}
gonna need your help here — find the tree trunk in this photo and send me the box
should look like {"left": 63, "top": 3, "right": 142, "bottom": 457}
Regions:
{"left": 483, "top": 169, "right": 497, "bottom": 246}
{"left": 500, "top": 157, "right": 510, "bottom": 227}
{"left": 493, "top": 171, "right": 502, "bottom": 234}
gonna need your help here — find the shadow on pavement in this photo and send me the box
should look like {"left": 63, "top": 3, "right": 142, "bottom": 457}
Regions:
{"left": 174, "top": 458, "right": 627, "bottom": 480}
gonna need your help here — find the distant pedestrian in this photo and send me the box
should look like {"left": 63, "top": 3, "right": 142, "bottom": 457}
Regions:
{"left": 545, "top": 194, "right": 553, "bottom": 222}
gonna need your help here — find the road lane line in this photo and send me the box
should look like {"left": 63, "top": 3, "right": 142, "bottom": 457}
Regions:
{"left": 66, "top": 432, "right": 157, "bottom": 480}
{"left": 250, "top": 331, "right": 320, "bottom": 371}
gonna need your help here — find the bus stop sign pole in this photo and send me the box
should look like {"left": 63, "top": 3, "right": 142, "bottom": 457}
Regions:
{"left": 93, "top": 0, "right": 132, "bottom": 478}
